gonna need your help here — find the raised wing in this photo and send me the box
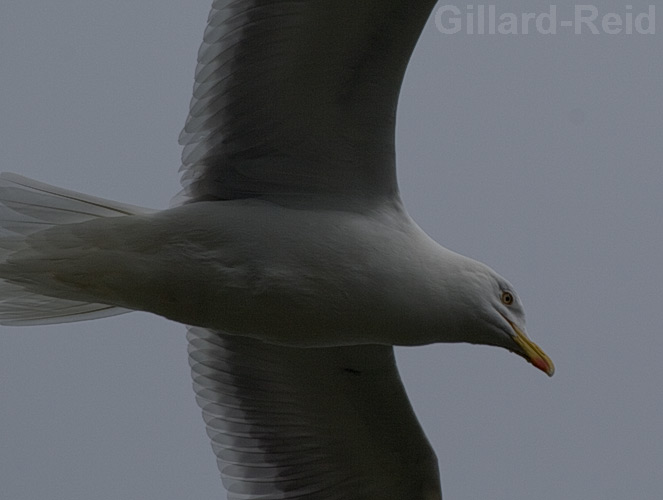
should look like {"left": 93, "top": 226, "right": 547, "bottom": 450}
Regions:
{"left": 187, "top": 327, "right": 442, "bottom": 500}
{"left": 176, "top": 0, "right": 437, "bottom": 205}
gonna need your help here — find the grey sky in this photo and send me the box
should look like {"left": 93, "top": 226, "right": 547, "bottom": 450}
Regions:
{"left": 1, "top": 1, "right": 661, "bottom": 499}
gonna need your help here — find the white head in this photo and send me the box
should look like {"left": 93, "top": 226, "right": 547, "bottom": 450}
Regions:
{"left": 444, "top": 257, "right": 555, "bottom": 377}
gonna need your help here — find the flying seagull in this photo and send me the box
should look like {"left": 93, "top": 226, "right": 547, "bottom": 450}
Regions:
{"left": 0, "top": 1, "right": 554, "bottom": 499}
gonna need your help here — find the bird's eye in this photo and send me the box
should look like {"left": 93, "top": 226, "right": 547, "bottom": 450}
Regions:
{"left": 501, "top": 291, "right": 514, "bottom": 306}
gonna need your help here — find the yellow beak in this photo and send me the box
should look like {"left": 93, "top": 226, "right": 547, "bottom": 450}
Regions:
{"left": 508, "top": 321, "right": 555, "bottom": 377}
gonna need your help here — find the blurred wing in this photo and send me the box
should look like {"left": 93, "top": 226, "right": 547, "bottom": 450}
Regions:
{"left": 176, "top": 0, "right": 437, "bottom": 205}
{"left": 188, "top": 327, "right": 441, "bottom": 500}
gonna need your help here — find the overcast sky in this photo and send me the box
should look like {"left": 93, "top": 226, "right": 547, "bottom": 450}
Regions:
{"left": 1, "top": 1, "right": 661, "bottom": 499}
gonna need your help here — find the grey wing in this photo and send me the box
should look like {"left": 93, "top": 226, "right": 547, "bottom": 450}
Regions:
{"left": 187, "top": 327, "right": 442, "bottom": 500}
{"left": 176, "top": 0, "right": 438, "bottom": 206}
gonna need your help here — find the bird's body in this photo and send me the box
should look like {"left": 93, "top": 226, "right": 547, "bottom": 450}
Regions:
{"left": 1, "top": 191, "right": 498, "bottom": 347}
{"left": 0, "top": 1, "right": 553, "bottom": 498}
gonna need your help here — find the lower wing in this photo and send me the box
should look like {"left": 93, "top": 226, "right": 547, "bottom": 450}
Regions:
{"left": 187, "top": 327, "right": 442, "bottom": 500}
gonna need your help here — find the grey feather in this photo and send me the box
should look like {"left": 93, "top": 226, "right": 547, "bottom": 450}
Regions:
{"left": 188, "top": 327, "right": 442, "bottom": 500}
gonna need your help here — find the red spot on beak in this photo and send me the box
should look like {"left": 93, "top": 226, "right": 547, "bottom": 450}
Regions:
{"left": 531, "top": 356, "right": 554, "bottom": 376}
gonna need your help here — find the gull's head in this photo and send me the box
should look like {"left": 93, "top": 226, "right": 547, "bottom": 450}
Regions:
{"left": 453, "top": 261, "right": 555, "bottom": 377}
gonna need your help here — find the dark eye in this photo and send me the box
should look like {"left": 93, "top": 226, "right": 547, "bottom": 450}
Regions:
{"left": 501, "top": 291, "right": 514, "bottom": 306}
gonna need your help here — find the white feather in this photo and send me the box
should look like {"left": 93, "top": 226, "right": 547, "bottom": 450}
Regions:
{"left": 0, "top": 174, "right": 150, "bottom": 325}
